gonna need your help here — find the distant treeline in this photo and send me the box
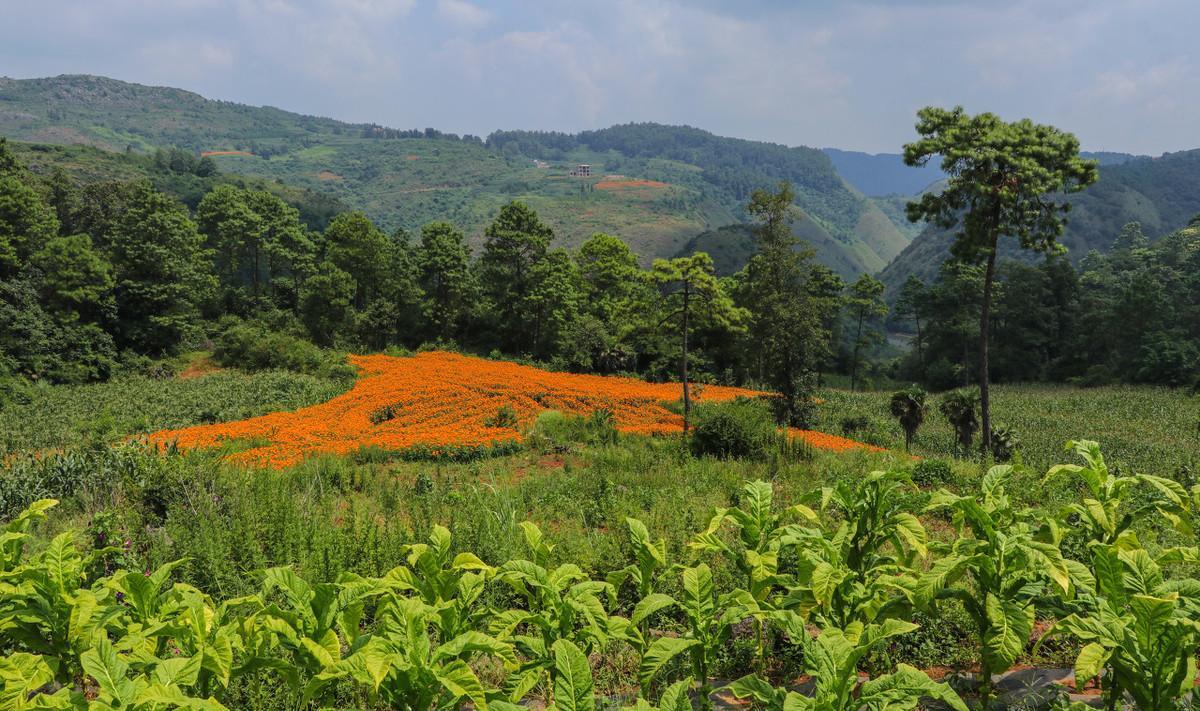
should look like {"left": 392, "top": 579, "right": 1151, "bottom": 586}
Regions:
{"left": 0, "top": 137, "right": 847, "bottom": 425}
{"left": 893, "top": 219, "right": 1200, "bottom": 389}
{"left": 360, "top": 125, "right": 485, "bottom": 144}
{"left": 2, "top": 133, "right": 1196, "bottom": 399}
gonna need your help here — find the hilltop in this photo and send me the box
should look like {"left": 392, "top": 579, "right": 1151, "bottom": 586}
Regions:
{"left": 0, "top": 74, "right": 912, "bottom": 272}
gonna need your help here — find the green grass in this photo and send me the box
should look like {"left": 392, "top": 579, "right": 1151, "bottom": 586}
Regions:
{"left": 0, "top": 369, "right": 349, "bottom": 453}
{"left": 814, "top": 383, "right": 1200, "bottom": 481}
{"left": 4, "top": 367, "right": 1195, "bottom": 704}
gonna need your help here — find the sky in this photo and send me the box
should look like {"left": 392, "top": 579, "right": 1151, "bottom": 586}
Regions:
{"left": 1, "top": 0, "right": 1197, "bottom": 154}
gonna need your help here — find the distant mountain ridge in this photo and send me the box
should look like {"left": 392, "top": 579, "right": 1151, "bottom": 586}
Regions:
{"left": 821, "top": 148, "right": 944, "bottom": 197}
{"left": 0, "top": 74, "right": 914, "bottom": 275}
{"left": 823, "top": 148, "right": 1145, "bottom": 198}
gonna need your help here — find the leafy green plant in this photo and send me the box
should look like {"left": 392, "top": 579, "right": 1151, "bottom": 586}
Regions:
{"left": 1044, "top": 439, "right": 1195, "bottom": 547}
{"left": 491, "top": 522, "right": 617, "bottom": 702}
{"left": 377, "top": 524, "right": 495, "bottom": 638}
{"left": 917, "top": 465, "right": 1076, "bottom": 708}
{"left": 689, "top": 480, "right": 816, "bottom": 671}
{"left": 783, "top": 469, "right": 927, "bottom": 628}
{"left": 304, "top": 594, "right": 515, "bottom": 709}
{"left": 725, "top": 619, "right": 968, "bottom": 711}
{"left": 635, "top": 563, "right": 747, "bottom": 710}
{"left": 1038, "top": 544, "right": 1200, "bottom": 711}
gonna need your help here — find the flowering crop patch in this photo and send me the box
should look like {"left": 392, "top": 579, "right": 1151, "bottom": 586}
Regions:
{"left": 147, "top": 352, "right": 884, "bottom": 467}
{"left": 790, "top": 428, "right": 887, "bottom": 454}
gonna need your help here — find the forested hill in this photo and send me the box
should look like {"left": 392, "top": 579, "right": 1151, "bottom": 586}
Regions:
{"left": 879, "top": 148, "right": 1200, "bottom": 296}
{"left": 0, "top": 74, "right": 910, "bottom": 274}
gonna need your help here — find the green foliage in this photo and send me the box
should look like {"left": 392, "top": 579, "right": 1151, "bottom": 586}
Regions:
{"left": 910, "top": 458, "right": 954, "bottom": 488}
{"left": 1, "top": 439, "right": 1198, "bottom": 710}
{"left": 647, "top": 252, "right": 747, "bottom": 431}
{"left": 106, "top": 181, "right": 216, "bottom": 353}
{"left": 726, "top": 619, "right": 968, "bottom": 711}
{"left": 938, "top": 390, "right": 979, "bottom": 455}
{"left": 917, "top": 465, "right": 1077, "bottom": 708}
{"left": 888, "top": 385, "right": 927, "bottom": 452}
{"left": 990, "top": 424, "right": 1020, "bottom": 463}
{"left": 904, "top": 105, "right": 1099, "bottom": 454}
{"left": 740, "top": 182, "right": 837, "bottom": 426}
{"left": 212, "top": 321, "right": 351, "bottom": 379}
{"left": 485, "top": 405, "right": 520, "bottom": 430}
{"left": 526, "top": 410, "right": 619, "bottom": 452}
{"left": 689, "top": 398, "right": 779, "bottom": 460}
{"left": 1039, "top": 545, "right": 1200, "bottom": 711}
{"left": 0, "top": 369, "right": 347, "bottom": 454}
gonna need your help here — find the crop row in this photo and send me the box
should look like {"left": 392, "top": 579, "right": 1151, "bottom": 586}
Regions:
{"left": 1, "top": 441, "right": 1197, "bottom": 710}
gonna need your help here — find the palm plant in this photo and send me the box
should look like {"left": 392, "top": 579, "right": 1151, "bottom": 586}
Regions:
{"left": 889, "top": 386, "right": 928, "bottom": 452}
{"left": 938, "top": 390, "right": 979, "bottom": 455}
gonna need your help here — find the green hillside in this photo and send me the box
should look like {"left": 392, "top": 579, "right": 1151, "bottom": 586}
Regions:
{"left": 879, "top": 148, "right": 1200, "bottom": 296}
{"left": 0, "top": 74, "right": 910, "bottom": 270}
{"left": 8, "top": 141, "right": 347, "bottom": 230}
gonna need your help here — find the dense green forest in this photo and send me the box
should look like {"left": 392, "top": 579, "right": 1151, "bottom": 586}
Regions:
{"left": 2, "top": 129, "right": 1197, "bottom": 402}
{"left": 0, "top": 137, "right": 846, "bottom": 423}
{"left": 890, "top": 219, "right": 1200, "bottom": 389}
{"left": 0, "top": 75, "right": 913, "bottom": 275}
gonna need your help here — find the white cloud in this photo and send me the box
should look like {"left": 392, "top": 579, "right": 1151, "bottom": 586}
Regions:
{"left": 437, "top": 0, "right": 492, "bottom": 29}
{"left": 3, "top": 0, "right": 1199, "bottom": 153}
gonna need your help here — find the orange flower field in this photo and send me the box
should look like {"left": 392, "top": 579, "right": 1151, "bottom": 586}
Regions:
{"left": 147, "top": 351, "right": 884, "bottom": 468}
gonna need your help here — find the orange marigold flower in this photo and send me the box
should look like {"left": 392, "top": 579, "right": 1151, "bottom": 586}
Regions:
{"left": 146, "top": 352, "right": 883, "bottom": 468}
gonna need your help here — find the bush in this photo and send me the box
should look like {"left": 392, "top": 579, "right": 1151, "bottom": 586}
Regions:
{"left": 690, "top": 398, "right": 779, "bottom": 460}
{"left": 991, "top": 424, "right": 1021, "bottom": 463}
{"left": 840, "top": 415, "right": 870, "bottom": 437}
{"left": 911, "top": 458, "right": 954, "bottom": 488}
{"left": 213, "top": 322, "right": 353, "bottom": 382}
{"left": 527, "top": 409, "right": 619, "bottom": 451}
{"left": 485, "top": 405, "right": 519, "bottom": 429}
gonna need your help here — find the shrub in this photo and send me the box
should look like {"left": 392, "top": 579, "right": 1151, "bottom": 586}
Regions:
{"left": 991, "top": 424, "right": 1020, "bottom": 463}
{"left": 485, "top": 404, "right": 519, "bottom": 429}
{"left": 369, "top": 403, "right": 402, "bottom": 425}
{"left": 840, "top": 415, "right": 870, "bottom": 437}
{"left": 690, "top": 398, "right": 779, "bottom": 460}
{"left": 911, "top": 458, "right": 954, "bottom": 488}
{"left": 527, "top": 409, "right": 619, "bottom": 451}
{"left": 213, "top": 322, "right": 351, "bottom": 381}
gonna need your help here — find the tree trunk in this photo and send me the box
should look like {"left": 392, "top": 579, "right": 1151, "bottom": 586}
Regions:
{"left": 851, "top": 309, "right": 865, "bottom": 392}
{"left": 979, "top": 240, "right": 998, "bottom": 456}
{"left": 681, "top": 285, "right": 691, "bottom": 434}
{"left": 914, "top": 313, "right": 925, "bottom": 380}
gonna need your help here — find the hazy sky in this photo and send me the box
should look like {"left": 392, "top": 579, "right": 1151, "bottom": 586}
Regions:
{"left": 2, "top": 0, "right": 1196, "bottom": 154}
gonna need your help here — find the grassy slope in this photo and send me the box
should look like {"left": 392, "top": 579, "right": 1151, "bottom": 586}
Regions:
{"left": 0, "top": 74, "right": 910, "bottom": 268}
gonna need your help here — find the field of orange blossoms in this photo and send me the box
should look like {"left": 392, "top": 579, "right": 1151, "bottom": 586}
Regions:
{"left": 146, "top": 351, "right": 885, "bottom": 468}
